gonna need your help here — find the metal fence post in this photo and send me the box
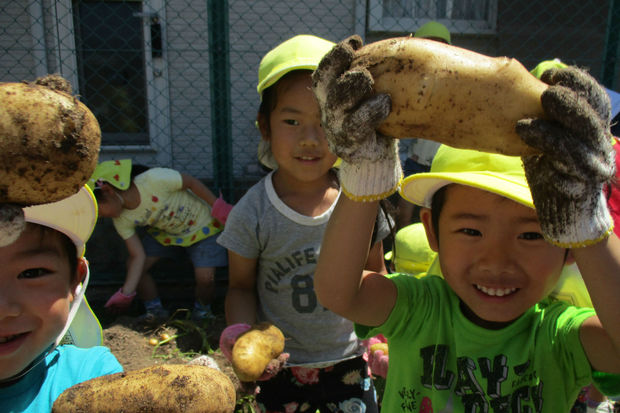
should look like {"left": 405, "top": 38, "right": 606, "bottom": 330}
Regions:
{"left": 603, "top": 0, "right": 620, "bottom": 89}
{"left": 207, "top": 0, "right": 233, "bottom": 199}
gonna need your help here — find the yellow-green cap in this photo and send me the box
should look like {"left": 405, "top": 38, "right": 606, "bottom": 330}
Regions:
{"left": 530, "top": 58, "right": 567, "bottom": 79}
{"left": 87, "top": 159, "right": 132, "bottom": 191}
{"left": 390, "top": 222, "right": 437, "bottom": 275}
{"left": 414, "top": 21, "right": 451, "bottom": 44}
{"left": 257, "top": 34, "right": 335, "bottom": 96}
{"left": 400, "top": 145, "right": 533, "bottom": 209}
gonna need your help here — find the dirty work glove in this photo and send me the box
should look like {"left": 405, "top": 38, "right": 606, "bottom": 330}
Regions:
{"left": 516, "top": 66, "right": 616, "bottom": 247}
{"left": 211, "top": 194, "right": 233, "bottom": 225}
{"left": 363, "top": 335, "right": 389, "bottom": 378}
{"left": 219, "top": 323, "right": 289, "bottom": 382}
{"left": 312, "top": 35, "right": 402, "bottom": 201}
{"left": 104, "top": 288, "right": 136, "bottom": 311}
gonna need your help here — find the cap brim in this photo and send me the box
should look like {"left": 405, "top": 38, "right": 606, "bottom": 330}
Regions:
{"left": 23, "top": 186, "right": 97, "bottom": 257}
{"left": 60, "top": 295, "right": 103, "bottom": 347}
{"left": 401, "top": 171, "right": 534, "bottom": 209}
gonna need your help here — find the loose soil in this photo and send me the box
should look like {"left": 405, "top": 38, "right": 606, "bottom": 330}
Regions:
{"left": 87, "top": 283, "right": 258, "bottom": 412}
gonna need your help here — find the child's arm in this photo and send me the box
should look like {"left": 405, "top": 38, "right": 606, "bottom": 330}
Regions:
{"left": 122, "top": 234, "right": 147, "bottom": 294}
{"left": 313, "top": 38, "right": 401, "bottom": 326}
{"left": 224, "top": 250, "right": 259, "bottom": 325}
{"left": 316, "top": 196, "right": 397, "bottom": 326}
{"left": 516, "top": 66, "right": 620, "bottom": 371}
{"left": 181, "top": 173, "right": 217, "bottom": 205}
{"left": 573, "top": 236, "right": 620, "bottom": 373}
{"left": 181, "top": 173, "right": 233, "bottom": 224}
{"left": 104, "top": 234, "right": 144, "bottom": 310}
{"left": 366, "top": 238, "right": 388, "bottom": 275}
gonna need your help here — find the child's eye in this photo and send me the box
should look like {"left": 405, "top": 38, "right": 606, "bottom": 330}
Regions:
{"left": 284, "top": 119, "right": 299, "bottom": 126}
{"left": 519, "top": 232, "right": 543, "bottom": 240}
{"left": 459, "top": 228, "right": 481, "bottom": 236}
{"left": 18, "top": 268, "right": 50, "bottom": 279}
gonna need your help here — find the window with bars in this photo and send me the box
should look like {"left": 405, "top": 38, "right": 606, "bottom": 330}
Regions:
{"left": 368, "top": 0, "right": 497, "bottom": 34}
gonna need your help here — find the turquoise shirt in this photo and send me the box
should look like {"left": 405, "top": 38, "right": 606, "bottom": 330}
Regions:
{"left": 0, "top": 345, "right": 122, "bottom": 412}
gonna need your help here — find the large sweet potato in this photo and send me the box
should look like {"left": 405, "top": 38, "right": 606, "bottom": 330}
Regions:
{"left": 52, "top": 364, "right": 236, "bottom": 413}
{"left": 349, "top": 36, "right": 547, "bottom": 156}
{"left": 0, "top": 75, "right": 100, "bottom": 205}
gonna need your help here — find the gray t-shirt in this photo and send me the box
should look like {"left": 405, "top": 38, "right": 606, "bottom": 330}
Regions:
{"left": 218, "top": 171, "right": 391, "bottom": 365}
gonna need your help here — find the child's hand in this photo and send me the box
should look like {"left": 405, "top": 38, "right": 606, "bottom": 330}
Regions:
{"left": 219, "top": 323, "right": 289, "bottom": 381}
{"left": 363, "top": 335, "right": 389, "bottom": 378}
{"left": 219, "top": 323, "right": 252, "bottom": 361}
{"left": 311, "top": 36, "right": 402, "bottom": 201}
{"left": 312, "top": 35, "right": 395, "bottom": 164}
{"left": 211, "top": 194, "right": 233, "bottom": 225}
{"left": 516, "top": 66, "right": 615, "bottom": 247}
{"left": 104, "top": 288, "right": 136, "bottom": 312}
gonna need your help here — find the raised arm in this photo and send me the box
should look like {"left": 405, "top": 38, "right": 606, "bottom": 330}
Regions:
{"left": 312, "top": 37, "right": 401, "bottom": 327}
{"left": 573, "top": 235, "right": 620, "bottom": 372}
{"left": 516, "top": 66, "right": 620, "bottom": 371}
{"left": 315, "top": 197, "right": 397, "bottom": 326}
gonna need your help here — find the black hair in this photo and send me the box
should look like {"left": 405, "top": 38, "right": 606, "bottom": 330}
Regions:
{"left": 430, "top": 185, "right": 449, "bottom": 240}
{"left": 32, "top": 224, "right": 78, "bottom": 280}
{"left": 93, "top": 162, "right": 150, "bottom": 203}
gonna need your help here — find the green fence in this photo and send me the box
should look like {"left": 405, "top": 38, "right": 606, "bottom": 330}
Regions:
{"left": 2, "top": 0, "right": 620, "bottom": 284}
{"left": 3, "top": 0, "right": 620, "bottom": 199}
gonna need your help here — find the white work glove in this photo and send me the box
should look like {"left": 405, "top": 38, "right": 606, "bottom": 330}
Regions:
{"left": 516, "top": 66, "right": 616, "bottom": 247}
{"left": 311, "top": 35, "right": 402, "bottom": 201}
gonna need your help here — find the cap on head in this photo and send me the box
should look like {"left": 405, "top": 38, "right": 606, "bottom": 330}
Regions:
{"left": 531, "top": 59, "right": 620, "bottom": 120}
{"left": 400, "top": 145, "right": 533, "bottom": 209}
{"left": 23, "top": 185, "right": 97, "bottom": 258}
{"left": 414, "top": 21, "right": 451, "bottom": 44}
{"left": 530, "top": 58, "right": 567, "bottom": 80}
{"left": 87, "top": 159, "right": 132, "bottom": 191}
{"left": 257, "top": 34, "right": 335, "bottom": 97}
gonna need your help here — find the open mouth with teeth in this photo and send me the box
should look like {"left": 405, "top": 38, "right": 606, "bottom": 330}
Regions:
{"left": 0, "top": 333, "right": 25, "bottom": 344}
{"left": 475, "top": 284, "right": 518, "bottom": 297}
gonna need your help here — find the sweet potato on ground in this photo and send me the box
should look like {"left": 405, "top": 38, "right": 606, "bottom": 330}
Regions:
{"left": 52, "top": 364, "right": 236, "bottom": 413}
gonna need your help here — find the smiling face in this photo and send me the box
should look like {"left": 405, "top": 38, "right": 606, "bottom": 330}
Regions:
{"left": 0, "top": 224, "right": 81, "bottom": 380}
{"left": 420, "top": 184, "right": 569, "bottom": 327}
{"left": 259, "top": 71, "right": 337, "bottom": 185}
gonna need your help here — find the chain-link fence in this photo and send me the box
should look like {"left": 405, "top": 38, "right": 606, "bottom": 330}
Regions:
{"left": 2, "top": 0, "right": 620, "bottom": 283}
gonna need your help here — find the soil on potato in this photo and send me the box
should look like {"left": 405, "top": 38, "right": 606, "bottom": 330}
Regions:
{"left": 88, "top": 284, "right": 258, "bottom": 412}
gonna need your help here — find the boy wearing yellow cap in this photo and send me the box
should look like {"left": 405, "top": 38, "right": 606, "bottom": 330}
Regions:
{"left": 216, "top": 34, "right": 391, "bottom": 411}
{"left": 313, "top": 38, "right": 620, "bottom": 411}
{"left": 0, "top": 187, "right": 123, "bottom": 412}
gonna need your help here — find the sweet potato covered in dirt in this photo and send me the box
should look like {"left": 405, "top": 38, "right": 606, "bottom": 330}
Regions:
{"left": 0, "top": 75, "right": 101, "bottom": 205}
{"left": 231, "top": 322, "right": 285, "bottom": 382}
{"left": 52, "top": 364, "right": 236, "bottom": 413}
{"left": 348, "top": 36, "right": 548, "bottom": 156}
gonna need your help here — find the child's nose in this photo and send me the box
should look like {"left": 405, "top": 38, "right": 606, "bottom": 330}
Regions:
{"left": 300, "top": 123, "right": 324, "bottom": 146}
{"left": 0, "top": 289, "right": 20, "bottom": 319}
{"left": 478, "top": 245, "right": 517, "bottom": 274}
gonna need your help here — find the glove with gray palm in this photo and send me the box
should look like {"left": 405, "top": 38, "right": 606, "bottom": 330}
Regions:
{"left": 312, "top": 35, "right": 402, "bottom": 201}
{"left": 516, "top": 66, "right": 615, "bottom": 247}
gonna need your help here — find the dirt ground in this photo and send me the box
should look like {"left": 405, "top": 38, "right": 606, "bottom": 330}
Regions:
{"left": 87, "top": 283, "right": 258, "bottom": 412}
